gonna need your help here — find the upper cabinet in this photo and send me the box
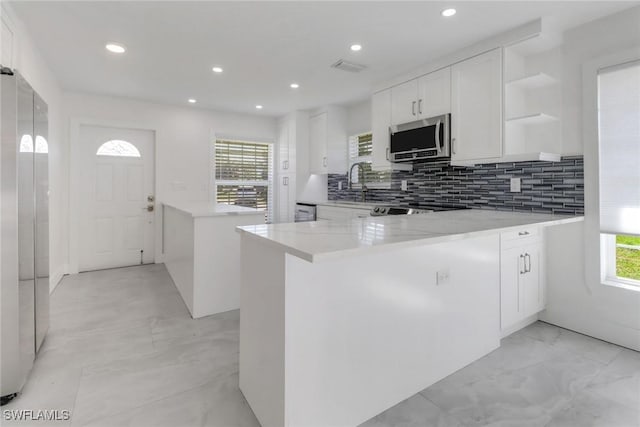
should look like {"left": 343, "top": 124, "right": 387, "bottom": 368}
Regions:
{"left": 371, "top": 89, "right": 412, "bottom": 171}
{"left": 309, "top": 106, "right": 347, "bottom": 174}
{"left": 309, "top": 112, "right": 328, "bottom": 174}
{"left": 391, "top": 67, "right": 451, "bottom": 126}
{"left": 450, "top": 48, "right": 503, "bottom": 164}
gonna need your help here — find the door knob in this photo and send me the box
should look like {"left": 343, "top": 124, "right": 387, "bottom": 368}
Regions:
{"left": 144, "top": 205, "right": 154, "bottom": 212}
{"left": 147, "top": 195, "right": 155, "bottom": 202}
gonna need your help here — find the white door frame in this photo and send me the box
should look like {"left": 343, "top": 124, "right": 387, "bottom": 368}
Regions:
{"left": 69, "top": 117, "right": 159, "bottom": 274}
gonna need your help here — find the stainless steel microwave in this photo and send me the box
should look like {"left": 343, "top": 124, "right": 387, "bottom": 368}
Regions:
{"left": 389, "top": 114, "right": 450, "bottom": 162}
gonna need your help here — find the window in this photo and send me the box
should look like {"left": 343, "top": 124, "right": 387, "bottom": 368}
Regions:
{"left": 96, "top": 140, "right": 141, "bottom": 157}
{"left": 215, "top": 139, "right": 273, "bottom": 221}
{"left": 598, "top": 60, "right": 640, "bottom": 287}
{"left": 348, "top": 132, "right": 390, "bottom": 187}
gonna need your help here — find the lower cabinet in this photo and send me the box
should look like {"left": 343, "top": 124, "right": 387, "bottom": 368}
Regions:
{"left": 500, "top": 228, "right": 545, "bottom": 331}
{"left": 277, "top": 174, "right": 295, "bottom": 223}
{"left": 316, "top": 205, "right": 371, "bottom": 221}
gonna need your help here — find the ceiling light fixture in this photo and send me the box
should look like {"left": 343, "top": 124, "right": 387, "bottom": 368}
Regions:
{"left": 441, "top": 8, "right": 457, "bottom": 17}
{"left": 188, "top": 98, "right": 197, "bottom": 104}
{"left": 105, "top": 43, "right": 126, "bottom": 53}
{"left": 350, "top": 44, "right": 362, "bottom": 52}
{"left": 212, "top": 66, "right": 223, "bottom": 73}
{"left": 290, "top": 83, "right": 299, "bottom": 89}
{"left": 255, "top": 105, "right": 263, "bottom": 110}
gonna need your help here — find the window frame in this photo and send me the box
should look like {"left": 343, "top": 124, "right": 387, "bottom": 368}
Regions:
{"left": 585, "top": 50, "right": 640, "bottom": 293}
{"left": 348, "top": 131, "right": 391, "bottom": 189}
{"left": 212, "top": 138, "right": 274, "bottom": 222}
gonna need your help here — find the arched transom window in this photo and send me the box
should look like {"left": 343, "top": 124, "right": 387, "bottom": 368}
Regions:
{"left": 96, "top": 140, "right": 141, "bottom": 157}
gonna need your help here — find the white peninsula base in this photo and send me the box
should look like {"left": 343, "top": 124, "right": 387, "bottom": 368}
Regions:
{"left": 163, "top": 203, "right": 265, "bottom": 318}
{"left": 239, "top": 234, "right": 501, "bottom": 427}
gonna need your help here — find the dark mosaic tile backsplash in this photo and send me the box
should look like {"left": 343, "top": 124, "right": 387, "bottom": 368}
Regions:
{"left": 328, "top": 156, "right": 584, "bottom": 215}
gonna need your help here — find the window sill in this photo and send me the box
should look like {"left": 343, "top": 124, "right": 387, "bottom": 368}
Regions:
{"left": 602, "top": 278, "right": 640, "bottom": 292}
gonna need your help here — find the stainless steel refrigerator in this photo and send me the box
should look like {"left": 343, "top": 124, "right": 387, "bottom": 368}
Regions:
{"left": 1, "top": 67, "right": 49, "bottom": 404}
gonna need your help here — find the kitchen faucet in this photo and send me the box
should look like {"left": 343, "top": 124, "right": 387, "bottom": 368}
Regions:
{"left": 348, "top": 162, "right": 369, "bottom": 203}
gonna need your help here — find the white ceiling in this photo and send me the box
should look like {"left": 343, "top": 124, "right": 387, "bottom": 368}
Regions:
{"left": 9, "top": 1, "right": 637, "bottom": 117}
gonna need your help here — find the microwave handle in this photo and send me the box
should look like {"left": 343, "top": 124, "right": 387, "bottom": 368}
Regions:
{"left": 436, "top": 120, "right": 442, "bottom": 151}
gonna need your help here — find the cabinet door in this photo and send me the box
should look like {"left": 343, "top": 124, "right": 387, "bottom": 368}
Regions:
{"left": 277, "top": 174, "right": 292, "bottom": 223}
{"left": 521, "top": 242, "right": 544, "bottom": 318}
{"left": 309, "top": 112, "right": 328, "bottom": 174}
{"left": 277, "top": 121, "right": 289, "bottom": 173}
{"left": 417, "top": 67, "right": 451, "bottom": 118}
{"left": 391, "top": 79, "right": 419, "bottom": 125}
{"left": 371, "top": 90, "right": 392, "bottom": 170}
{"left": 451, "top": 48, "right": 502, "bottom": 162}
{"left": 500, "top": 246, "right": 525, "bottom": 330}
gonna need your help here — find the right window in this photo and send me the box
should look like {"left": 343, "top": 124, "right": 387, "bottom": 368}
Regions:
{"left": 598, "top": 60, "right": 640, "bottom": 287}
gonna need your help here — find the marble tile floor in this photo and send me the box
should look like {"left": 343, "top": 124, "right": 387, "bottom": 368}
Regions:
{"left": 3, "top": 264, "right": 639, "bottom": 427}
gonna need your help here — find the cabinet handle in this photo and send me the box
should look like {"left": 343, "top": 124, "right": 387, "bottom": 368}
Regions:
{"left": 386, "top": 147, "right": 390, "bottom": 161}
{"left": 283, "top": 177, "right": 288, "bottom": 186}
{"left": 418, "top": 99, "right": 422, "bottom": 115}
{"left": 412, "top": 101, "right": 416, "bottom": 116}
{"left": 519, "top": 254, "right": 526, "bottom": 275}
{"left": 518, "top": 231, "right": 530, "bottom": 236}
{"left": 525, "top": 253, "right": 531, "bottom": 273}
{"left": 323, "top": 157, "right": 328, "bottom": 167}
{"left": 283, "top": 160, "right": 289, "bottom": 170}
{"left": 452, "top": 137, "right": 456, "bottom": 155}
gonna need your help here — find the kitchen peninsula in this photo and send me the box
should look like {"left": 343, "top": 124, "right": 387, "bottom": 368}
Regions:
{"left": 236, "top": 210, "right": 583, "bottom": 427}
{"left": 163, "top": 202, "right": 265, "bottom": 318}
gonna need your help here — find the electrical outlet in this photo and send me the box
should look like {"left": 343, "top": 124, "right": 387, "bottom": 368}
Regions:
{"left": 401, "top": 180, "right": 408, "bottom": 191}
{"left": 338, "top": 181, "right": 343, "bottom": 190}
{"left": 436, "top": 269, "right": 450, "bottom": 285}
{"left": 510, "top": 177, "right": 521, "bottom": 192}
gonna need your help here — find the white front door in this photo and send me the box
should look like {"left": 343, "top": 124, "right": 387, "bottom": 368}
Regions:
{"left": 79, "top": 125, "right": 155, "bottom": 271}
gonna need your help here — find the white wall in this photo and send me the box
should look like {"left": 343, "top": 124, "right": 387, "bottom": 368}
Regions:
{"left": 63, "top": 92, "right": 277, "bottom": 273}
{"left": 1, "top": 4, "right": 66, "bottom": 292}
{"left": 541, "top": 6, "right": 640, "bottom": 351}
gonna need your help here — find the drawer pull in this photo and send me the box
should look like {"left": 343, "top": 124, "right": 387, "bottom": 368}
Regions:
{"left": 518, "top": 231, "right": 530, "bottom": 236}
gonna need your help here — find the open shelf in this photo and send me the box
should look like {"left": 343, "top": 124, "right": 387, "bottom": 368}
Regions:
{"left": 505, "top": 113, "right": 558, "bottom": 125}
{"left": 506, "top": 72, "right": 556, "bottom": 90}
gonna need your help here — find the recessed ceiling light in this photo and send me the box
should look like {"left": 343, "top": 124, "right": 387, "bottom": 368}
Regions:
{"left": 212, "top": 66, "right": 223, "bottom": 73}
{"left": 290, "top": 83, "right": 299, "bottom": 89}
{"left": 255, "top": 105, "right": 263, "bottom": 110}
{"left": 441, "top": 8, "right": 457, "bottom": 17}
{"left": 350, "top": 44, "right": 362, "bottom": 52}
{"left": 105, "top": 43, "right": 126, "bottom": 53}
{"left": 188, "top": 98, "right": 197, "bottom": 104}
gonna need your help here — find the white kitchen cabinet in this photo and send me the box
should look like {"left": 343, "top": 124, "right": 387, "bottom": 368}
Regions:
{"left": 451, "top": 48, "right": 503, "bottom": 164}
{"left": 276, "top": 112, "right": 308, "bottom": 223}
{"left": 500, "top": 227, "right": 545, "bottom": 332}
{"left": 391, "top": 79, "right": 419, "bottom": 125}
{"left": 277, "top": 174, "right": 295, "bottom": 223}
{"left": 417, "top": 67, "right": 451, "bottom": 119}
{"left": 371, "top": 90, "right": 412, "bottom": 171}
{"left": 390, "top": 67, "right": 451, "bottom": 126}
{"left": 308, "top": 106, "right": 347, "bottom": 175}
{"left": 309, "top": 112, "right": 328, "bottom": 174}
{"left": 316, "top": 205, "right": 370, "bottom": 221}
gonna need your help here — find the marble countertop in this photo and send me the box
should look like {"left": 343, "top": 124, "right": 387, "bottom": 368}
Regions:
{"left": 237, "top": 210, "right": 584, "bottom": 263}
{"left": 163, "top": 202, "right": 265, "bottom": 218}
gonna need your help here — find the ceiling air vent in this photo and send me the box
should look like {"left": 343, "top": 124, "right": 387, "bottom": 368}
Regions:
{"left": 331, "top": 59, "right": 367, "bottom": 73}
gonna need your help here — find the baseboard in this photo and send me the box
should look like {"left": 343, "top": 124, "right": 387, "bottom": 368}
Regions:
{"left": 49, "top": 263, "right": 68, "bottom": 295}
{"left": 500, "top": 313, "right": 539, "bottom": 339}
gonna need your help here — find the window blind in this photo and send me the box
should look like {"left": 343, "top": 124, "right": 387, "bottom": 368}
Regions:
{"left": 215, "top": 139, "right": 272, "bottom": 221}
{"left": 348, "top": 132, "right": 390, "bottom": 185}
{"left": 598, "top": 60, "right": 640, "bottom": 236}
